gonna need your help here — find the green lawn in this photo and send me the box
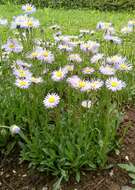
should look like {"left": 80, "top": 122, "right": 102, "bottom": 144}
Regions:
{"left": 0, "top": 4, "right": 135, "bottom": 33}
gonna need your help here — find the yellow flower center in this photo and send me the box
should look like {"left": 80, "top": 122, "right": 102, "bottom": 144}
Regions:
{"left": 26, "top": 6, "right": 32, "bottom": 11}
{"left": 18, "top": 70, "right": 26, "bottom": 77}
{"left": 79, "top": 81, "right": 86, "bottom": 88}
{"left": 32, "top": 52, "right": 38, "bottom": 57}
{"left": 27, "top": 21, "right": 33, "bottom": 27}
{"left": 111, "top": 81, "right": 118, "bottom": 87}
{"left": 120, "top": 64, "right": 127, "bottom": 69}
{"left": 43, "top": 51, "right": 49, "bottom": 57}
{"left": 56, "top": 71, "right": 63, "bottom": 77}
{"left": 19, "top": 80, "right": 28, "bottom": 86}
{"left": 48, "top": 96, "right": 55, "bottom": 103}
{"left": 85, "top": 68, "right": 92, "bottom": 73}
{"left": 9, "top": 43, "right": 15, "bottom": 49}
{"left": 91, "top": 82, "right": 97, "bottom": 88}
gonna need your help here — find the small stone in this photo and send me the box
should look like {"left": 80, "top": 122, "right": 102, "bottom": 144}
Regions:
{"left": 0, "top": 182, "right": 2, "bottom": 186}
{"left": 22, "top": 174, "right": 27, "bottom": 177}
{"left": 125, "top": 156, "right": 129, "bottom": 161}
{"left": 0, "top": 171, "right": 4, "bottom": 176}
{"left": 121, "top": 186, "right": 132, "bottom": 190}
{"left": 5, "top": 174, "right": 10, "bottom": 178}
{"left": 109, "top": 169, "right": 114, "bottom": 177}
{"left": 12, "top": 170, "right": 16, "bottom": 174}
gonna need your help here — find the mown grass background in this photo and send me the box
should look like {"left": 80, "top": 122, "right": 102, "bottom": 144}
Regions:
{"left": 0, "top": 4, "right": 135, "bottom": 33}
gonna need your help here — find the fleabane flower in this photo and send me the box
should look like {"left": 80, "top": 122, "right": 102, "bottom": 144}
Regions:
{"left": 89, "top": 79, "right": 104, "bottom": 90}
{"left": 121, "top": 27, "right": 133, "bottom": 34}
{"left": 43, "top": 93, "right": 60, "bottom": 108}
{"left": 116, "top": 62, "right": 132, "bottom": 71}
{"left": 10, "top": 125, "right": 20, "bottom": 135}
{"left": 104, "top": 35, "right": 122, "bottom": 44}
{"left": 58, "top": 44, "right": 73, "bottom": 52}
{"left": 80, "top": 41, "right": 100, "bottom": 54}
{"left": 15, "top": 78, "right": 31, "bottom": 89}
{"left": 63, "top": 64, "right": 74, "bottom": 72}
{"left": 11, "top": 15, "right": 40, "bottom": 29}
{"left": 31, "top": 77, "right": 43, "bottom": 84}
{"left": 0, "top": 18, "right": 8, "bottom": 26}
{"left": 99, "top": 65, "right": 116, "bottom": 75}
{"left": 37, "top": 48, "right": 54, "bottom": 64}
{"left": 81, "top": 100, "right": 92, "bottom": 108}
{"left": 82, "top": 67, "right": 95, "bottom": 75}
{"left": 13, "top": 68, "right": 32, "bottom": 79}
{"left": 128, "top": 20, "right": 135, "bottom": 28}
{"left": 106, "top": 77, "right": 126, "bottom": 91}
{"left": 106, "top": 55, "right": 126, "bottom": 65}
{"left": 22, "top": 4, "right": 36, "bottom": 14}
{"left": 91, "top": 53, "right": 104, "bottom": 63}
{"left": 96, "top": 22, "right": 112, "bottom": 30}
{"left": 68, "top": 54, "right": 82, "bottom": 63}
{"left": 2, "top": 39, "right": 23, "bottom": 53}
{"left": 15, "top": 60, "right": 32, "bottom": 68}
{"left": 76, "top": 79, "right": 91, "bottom": 92}
{"left": 51, "top": 68, "right": 67, "bottom": 81}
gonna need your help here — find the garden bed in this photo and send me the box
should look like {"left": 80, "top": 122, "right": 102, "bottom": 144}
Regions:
{"left": 0, "top": 108, "right": 135, "bottom": 190}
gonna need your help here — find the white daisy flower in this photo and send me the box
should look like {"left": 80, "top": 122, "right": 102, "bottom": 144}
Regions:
{"left": 80, "top": 41, "right": 100, "bottom": 54}
{"left": 121, "top": 27, "right": 133, "bottom": 34}
{"left": 89, "top": 79, "right": 104, "bottom": 90}
{"left": 63, "top": 64, "right": 74, "bottom": 72}
{"left": 10, "top": 125, "right": 20, "bottom": 135}
{"left": 2, "top": 39, "right": 23, "bottom": 53}
{"left": 81, "top": 100, "right": 92, "bottom": 108}
{"left": 99, "top": 65, "right": 116, "bottom": 75}
{"left": 0, "top": 18, "right": 8, "bottom": 26}
{"left": 82, "top": 67, "right": 95, "bottom": 74}
{"left": 15, "top": 78, "right": 31, "bottom": 89}
{"left": 76, "top": 80, "right": 91, "bottom": 92}
{"left": 37, "top": 48, "right": 54, "bottom": 64}
{"left": 58, "top": 44, "right": 73, "bottom": 52}
{"left": 104, "top": 35, "right": 122, "bottom": 44}
{"left": 96, "top": 22, "right": 112, "bottom": 30}
{"left": 128, "top": 20, "right": 135, "bottom": 28}
{"left": 91, "top": 53, "right": 104, "bottom": 63}
{"left": 43, "top": 93, "right": 60, "bottom": 108}
{"left": 116, "top": 62, "right": 132, "bottom": 71}
{"left": 31, "top": 77, "right": 43, "bottom": 84}
{"left": 22, "top": 4, "right": 36, "bottom": 14}
{"left": 68, "top": 54, "right": 82, "bottom": 63}
{"left": 51, "top": 68, "right": 67, "bottom": 81}
{"left": 106, "top": 55, "right": 126, "bottom": 65}
{"left": 106, "top": 77, "right": 126, "bottom": 91}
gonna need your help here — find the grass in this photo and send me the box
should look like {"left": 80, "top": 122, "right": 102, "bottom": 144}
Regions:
{"left": 0, "top": 4, "right": 135, "bottom": 33}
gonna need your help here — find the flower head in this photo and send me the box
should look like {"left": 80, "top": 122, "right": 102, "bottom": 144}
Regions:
{"left": 2, "top": 39, "right": 23, "bottom": 53}
{"left": 81, "top": 100, "right": 92, "bottom": 108}
{"left": 22, "top": 4, "right": 36, "bottom": 14}
{"left": 80, "top": 41, "right": 100, "bottom": 54}
{"left": 68, "top": 54, "right": 82, "bottom": 63}
{"left": 82, "top": 67, "right": 95, "bottom": 75}
{"left": 106, "top": 77, "right": 126, "bottom": 91}
{"left": 89, "top": 79, "right": 103, "bottom": 90}
{"left": 99, "top": 65, "right": 116, "bottom": 75}
{"left": 43, "top": 93, "right": 60, "bottom": 108}
{"left": 10, "top": 125, "right": 20, "bottom": 135}
{"left": 51, "top": 68, "right": 67, "bottom": 81}
{"left": 15, "top": 78, "right": 31, "bottom": 89}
